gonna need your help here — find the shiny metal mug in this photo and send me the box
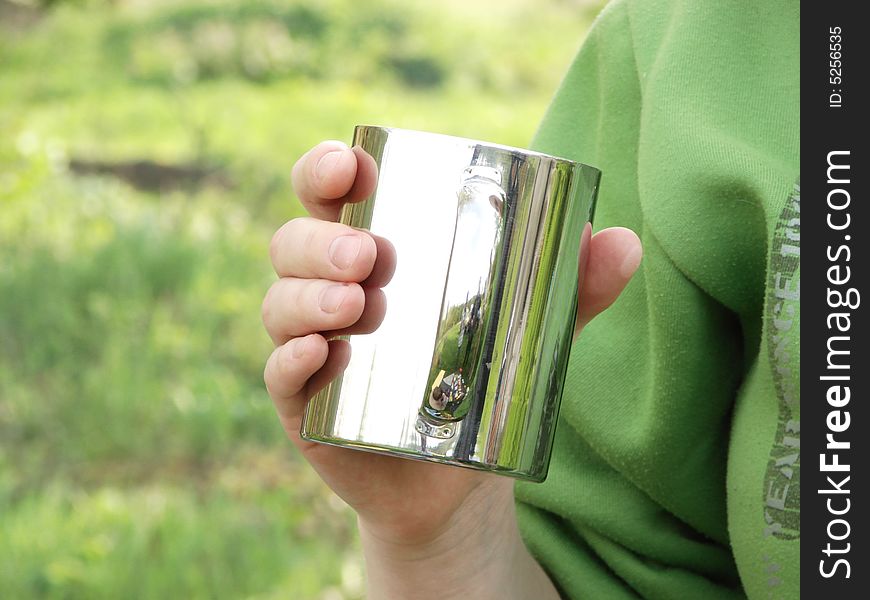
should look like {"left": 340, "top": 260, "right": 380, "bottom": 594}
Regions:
{"left": 301, "top": 125, "right": 599, "bottom": 481}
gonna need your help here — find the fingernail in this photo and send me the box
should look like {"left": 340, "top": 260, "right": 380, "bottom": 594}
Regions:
{"left": 291, "top": 335, "right": 310, "bottom": 359}
{"left": 315, "top": 150, "right": 343, "bottom": 182}
{"left": 319, "top": 284, "right": 350, "bottom": 313}
{"left": 619, "top": 244, "right": 643, "bottom": 279}
{"left": 329, "top": 235, "right": 362, "bottom": 270}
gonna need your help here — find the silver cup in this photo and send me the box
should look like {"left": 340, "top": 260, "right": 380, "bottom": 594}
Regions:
{"left": 300, "top": 125, "right": 599, "bottom": 481}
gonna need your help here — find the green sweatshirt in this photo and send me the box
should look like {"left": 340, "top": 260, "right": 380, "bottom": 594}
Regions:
{"left": 514, "top": 1, "right": 800, "bottom": 598}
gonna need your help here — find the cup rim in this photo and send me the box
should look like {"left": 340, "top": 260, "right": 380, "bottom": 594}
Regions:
{"left": 354, "top": 124, "right": 601, "bottom": 173}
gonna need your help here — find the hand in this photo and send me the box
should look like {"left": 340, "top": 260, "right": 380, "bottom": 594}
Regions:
{"left": 262, "top": 140, "right": 642, "bottom": 598}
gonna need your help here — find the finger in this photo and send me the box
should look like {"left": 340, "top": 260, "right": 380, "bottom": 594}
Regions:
{"left": 270, "top": 217, "right": 378, "bottom": 281}
{"left": 346, "top": 146, "right": 379, "bottom": 205}
{"left": 307, "top": 339, "right": 352, "bottom": 398}
{"left": 291, "top": 141, "right": 356, "bottom": 220}
{"left": 291, "top": 142, "right": 378, "bottom": 221}
{"left": 262, "top": 279, "right": 365, "bottom": 345}
{"left": 264, "top": 333, "right": 330, "bottom": 431}
{"left": 286, "top": 339, "right": 352, "bottom": 451}
{"left": 324, "top": 288, "right": 387, "bottom": 337}
{"left": 361, "top": 233, "right": 397, "bottom": 288}
{"left": 575, "top": 226, "right": 643, "bottom": 333}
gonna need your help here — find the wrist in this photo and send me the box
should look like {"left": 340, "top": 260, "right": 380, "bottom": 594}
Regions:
{"left": 357, "top": 476, "right": 558, "bottom": 600}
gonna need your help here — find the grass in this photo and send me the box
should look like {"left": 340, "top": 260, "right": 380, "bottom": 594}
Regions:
{"left": 0, "top": 0, "right": 597, "bottom": 597}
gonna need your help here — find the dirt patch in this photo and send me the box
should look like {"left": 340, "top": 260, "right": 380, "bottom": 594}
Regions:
{"left": 69, "top": 158, "right": 235, "bottom": 193}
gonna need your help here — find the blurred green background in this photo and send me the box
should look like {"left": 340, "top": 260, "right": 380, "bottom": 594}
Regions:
{"left": 0, "top": 0, "right": 598, "bottom": 597}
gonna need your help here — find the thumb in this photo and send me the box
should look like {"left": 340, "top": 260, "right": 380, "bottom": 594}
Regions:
{"left": 575, "top": 226, "right": 643, "bottom": 335}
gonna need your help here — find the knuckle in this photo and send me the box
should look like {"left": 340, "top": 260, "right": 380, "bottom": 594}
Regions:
{"left": 269, "top": 222, "right": 289, "bottom": 265}
{"left": 274, "top": 343, "right": 295, "bottom": 380}
{"left": 302, "top": 222, "right": 319, "bottom": 260}
{"left": 261, "top": 281, "right": 279, "bottom": 327}
{"left": 300, "top": 280, "right": 335, "bottom": 329}
{"left": 263, "top": 363, "right": 271, "bottom": 389}
{"left": 263, "top": 346, "right": 283, "bottom": 391}
{"left": 268, "top": 342, "right": 299, "bottom": 392}
{"left": 290, "top": 150, "right": 311, "bottom": 191}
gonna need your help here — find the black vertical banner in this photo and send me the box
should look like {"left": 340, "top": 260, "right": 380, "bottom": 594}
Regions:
{"left": 803, "top": 2, "right": 868, "bottom": 597}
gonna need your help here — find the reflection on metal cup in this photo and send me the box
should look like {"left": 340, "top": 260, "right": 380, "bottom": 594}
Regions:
{"left": 300, "top": 125, "right": 599, "bottom": 481}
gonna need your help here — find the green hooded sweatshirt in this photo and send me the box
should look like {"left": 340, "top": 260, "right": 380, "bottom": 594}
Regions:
{"left": 515, "top": 1, "right": 800, "bottom": 598}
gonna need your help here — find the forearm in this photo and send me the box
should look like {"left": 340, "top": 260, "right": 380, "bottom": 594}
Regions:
{"left": 358, "top": 481, "right": 561, "bottom": 600}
